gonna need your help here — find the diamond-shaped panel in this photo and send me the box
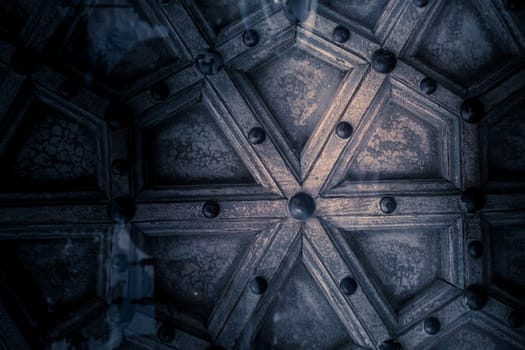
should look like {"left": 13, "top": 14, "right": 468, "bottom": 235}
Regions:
{"left": 346, "top": 100, "right": 441, "bottom": 181}
{"left": 0, "top": 236, "right": 100, "bottom": 320}
{"left": 1, "top": 100, "right": 100, "bottom": 191}
{"left": 486, "top": 99, "right": 525, "bottom": 180}
{"left": 432, "top": 322, "right": 520, "bottom": 350}
{"left": 145, "top": 232, "right": 255, "bottom": 322}
{"left": 412, "top": 0, "right": 515, "bottom": 89}
{"left": 343, "top": 228, "right": 441, "bottom": 311}
{"left": 247, "top": 46, "right": 346, "bottom": 157}
{"left": 320, "top": 0, "right": 388, "bottom": 30}
{"left": 146, "top": 102, "right": 256, "bottom": 186}
{"left": 254, "top": 261, "right": 351, "bottom": 350}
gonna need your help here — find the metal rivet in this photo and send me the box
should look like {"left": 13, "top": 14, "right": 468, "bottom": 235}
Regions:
{"left": 108, "top": 197, "right": 135, "bottom": 222}
{"left": 111, "top": 159, "right": 129, "bottom": 176}
{"left": 284, "top": 0, "right": 313, "bottom": 23}
{"left": 379, "top": 340, "right": 403, "bottom": 350}
{"left": 157, "top": 322, "right": 176, "bottom": 343}
{"left": 202, "top": 200, "right": 220, "bottom": 218}
{"left": 59, "top": 80, "right": 79, "bottom": 98}
{"left": 151, "top": 81, "right": 170, "bottom": 100}
{"left": 423, "top": 317, "right": 440, "bottom": 335}
{"left": 242, "top": 30, "right": 260, "bottom": 47}
{"left": 463, "top": 284, "right": 488, "bottom": 310}
{"left": 506, "top": 0, "right": 524, "bottom": 11}
{"left": 461, "top": 188, "right": 485, "bottom": 214}
{"left": 288, "top": 192, "right": 316, "bottom": 220}
{"left": 10, "top": 49, "right": 41, "bottom": 75}
{"left": 467, "top": 240, "right": 483, "bottom": 259}
{"left": 508, "top": 310, "right": 524, "bottom": 328}
{"left": 248, "top": 127, "right": 266, "bottom": 145}
{"left": 105, "top": 102, "right": 133, "bottom": 130}
{"left": 340, "top": 277, "right": 358, "bottom": 295}
{"left": 195, "top": 50, "right": 223, "bottom": 76}
{"left": 250, "top": 276, "right": 268, "bottom": 295}
{"left": 333, "top": 25, "right": 350, "bottom": 43}
{"left": 335, "top": 121, "right": 353, "bottom": 139}
{"left": 413, "top": 0, "right": 430, "bottom": 7}
{"left": 460, "top": 98, "right": 484, "bottom": 123}
{"left": 372, "top": 48, "right": 397, "bottom": 74}
{"left": 380, "top": 196, "right": 397, "bottom": 214}
{"left": 419, "top": 77, "right": 437, "bottom": 95}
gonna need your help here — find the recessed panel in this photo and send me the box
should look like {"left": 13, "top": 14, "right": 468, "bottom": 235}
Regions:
{"left": 487, "top": 100, "right": 525, "bottom": 180}
{"left": 147, "top": 102, "right": 255, "bottom": 186}
{"left": 347, "top": 100, "right": 441, "bottom": 181}
{"left": 320, "top": 0, "right": 389, "bottom": 29}
{"left": 145, "top": 232, "right": 255, "bottom": 322}
{"left": 254, "top": 261, "right": 351, "bottom": 350}
{"left": 1, "top": 236, "right": 100, "bottom": 320}
{"left": 1, "top": 100, "right": 100, "bottom": 191}
{"left": 432, "top": 323, "right": 520, "bottom": 350}
{"left": 343, "top": 228, "right": 441, "bottom": 310}
{"left": 248, "top": 46, "right": 346, "bottom": 156}
{"left": 414, "top": 0, "right": 511, "bottom": 87}
{"left": 62, "top": 2, "right": 177, "bottom": 89}
{"left": 489, "top": 224, "right": 525, "bottom": 296}
{"left": 194, "top": 0, "right": 261, "bottom": 33}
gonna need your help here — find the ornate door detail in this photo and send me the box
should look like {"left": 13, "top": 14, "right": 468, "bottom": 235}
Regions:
{"left": 0, "top": 0, "right": 524, "bottom": 349}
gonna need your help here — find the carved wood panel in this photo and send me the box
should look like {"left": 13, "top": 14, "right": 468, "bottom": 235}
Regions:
{"left": 0, "top": 0, "right": 524, "bottom": 349}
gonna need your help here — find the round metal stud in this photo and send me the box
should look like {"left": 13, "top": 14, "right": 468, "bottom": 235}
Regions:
{"left": 333, "top": 25, "right": 350, "bottom": 43}
{"left": 380, "top": 196, "right": 397, "bottom": 214}
{"left": 248, "top": 127, "right": 266, "bottom": 145}
{"left": 195, "top": 50, "right": 223, "bottom": 76}
{"left": 508, "top": 310, "right": 524, "bottom": 328}
{"left": 59, "top": 80, "right": 79, "bottom": 98}
{"left": 284, "top": 0, "right": 313, "bottom": 23}
{"left": 10, "top": 49, "right": 41, "bottom": 75}
{"left": 506, "top": 0, "right": 524, "bottom": 11}
{"left": 250, "top": 276, "right": 268, "bottom": 295}
{"left": 461, "top": 188, "right": 485, "bottom": 214}
{"left": 340, "top": 277, "right": 358, "bottom": 295}
{"left": 463, "top": 284, "right": 488, "bottom": 310}
{"left": 105, "top": 102, "right": 133, "bottom": 130}
{"left": 467, "top": 240, "right": 483, "bottom": 259}
{"left": 372, "top": 48, "right": 397, "bottom": 74}
{"left": 202, "top": 200, "right": 220, "bottom": 219}
{"left": 379, "top": 339, "right": 403, "bottom": 350}
{"left": 413, "top": 0, "right": 430, "bottom": 7}
{"left": 335, "top": 121, "right": 353, "bottom": 139}
{"left": 242, "top": 29, "right": 260, "bottom": 47}
{"left": 151, "top": 81, "right": 170, "bottom": 100}
{"left": 423, "top": 317, "right": 440, "bottom": 335}
{"left": 419, "top": 77, "right": 437, "bottom": 95}
{"left": 108, "top": 197, "right": 135, "bottom": 223}
{"left": 111, "top": 159, "right": 129, "bottom": 176}
{"left": 460, "top": 98, "right": 484, "bottom": 123}
{"left": 288, "top": 192, "right": 316, "bottom": 220}
{"left": 157, "top": 322, "right": 176, "bottom": 343}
